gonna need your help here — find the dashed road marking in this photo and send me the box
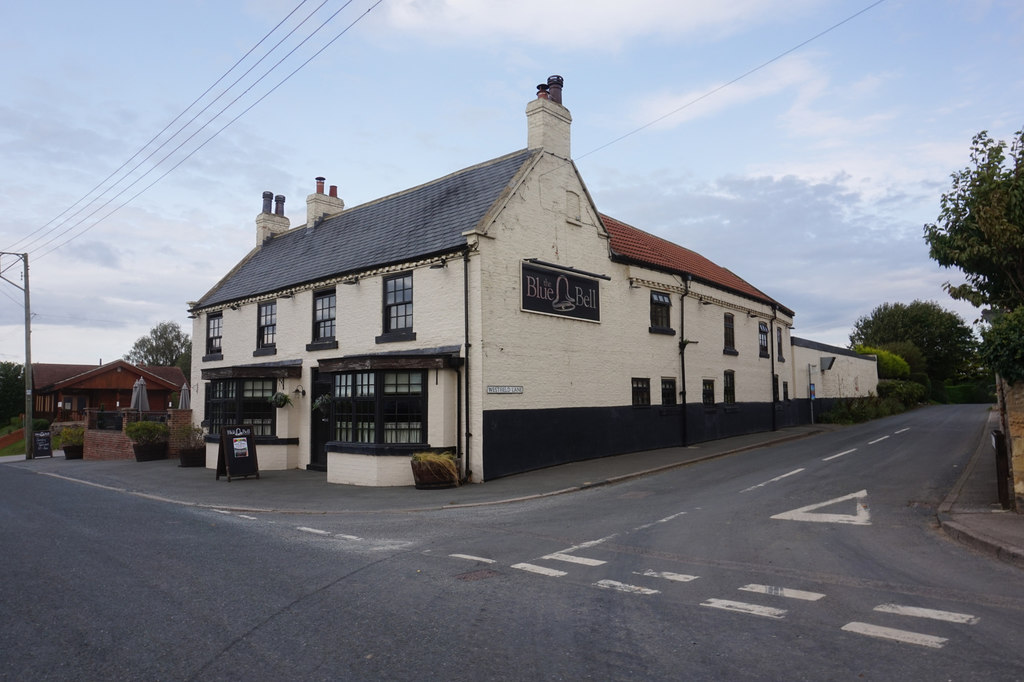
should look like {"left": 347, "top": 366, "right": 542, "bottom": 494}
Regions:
{"left": 738, "top": 584, "right": 825, "bottom": 601}
{"left": 543, "top": 552, "right": 606, "bottom": 566}
{"left": 634, "top": 569, "right": 699, "bottom": 583}
{"left": 700, "top": 598, "right": 787, "bottom": 619}
{"left": 823, "top": 448, "right": 857, "bottom": 461}
{"left": 450, "top": 554, "right": 495, "bottom": 563}
{"left": 741, "top": 468, "right": 805, "bottom": 493}
{"left": 841, "top": 622, "right": 947, "bottom": 648}
{"left": 894, "top": 428, "right": 910, "bottom": 434}
{"left": 595, "top": 580, "right": 659, "bottom": 595}
{"left": 634, "top": 510, "right": 688, "bottom": 531}
{"left": 868, "top": 436, "right": 890, "bottom": 445}
{"left": 874, "top": 604, "right": 979, "bottom": 625}
{"left": 511, "top": 563, "right": 567, "bottom": 577}
{"left": 238, "top": 514, "right": 257, "bottom": 520}
{"left": 297, "top": 526, "right": 330, "bottom": 536}
{"left": 212, "top": 509, "right": 231, "bottom": 515}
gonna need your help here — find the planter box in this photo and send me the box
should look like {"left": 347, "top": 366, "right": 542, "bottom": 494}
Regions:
{"left": 178, "top": 447, "right": 206, "bottom": 468}
{"left": 63, "top": 445, "right": 84, "bottom": 460}
{"left": 410, "top": 459, "right": 459, "bottom": 490}
{"left": 133, "top": 442, "right": 167, "bottom": 462}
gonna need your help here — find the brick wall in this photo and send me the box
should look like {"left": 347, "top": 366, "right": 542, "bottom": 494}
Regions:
{"left": 84, "top": 427, "right": 134, "bottom": 461}
{"left": 167, "top": 409, "right": 194, "bottom": 457}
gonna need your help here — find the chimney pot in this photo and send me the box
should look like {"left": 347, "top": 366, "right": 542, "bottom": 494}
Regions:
{"left": 315, "top": 177, "right": 325, "bottom": 194}
{"left": 536, "top": 83, "right": 549, "bottom": 99}
{"left": 262, "top": 191, "right": 273, "bottom": 214}
{"left": 329, "top": 185, "right": 338, "bottom": 198}
{"left": 546, "top": 75, "right": 563, "bottom": 104}
{"left": 274, "top": 194, "right": 285, "bottom": 216}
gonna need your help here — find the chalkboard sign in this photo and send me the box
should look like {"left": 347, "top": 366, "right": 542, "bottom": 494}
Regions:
{"left": 216, "top": 425, "right": 260, "bottom": 481}
{"left": 33, "top": 431, "right": 52, "bottom": 458}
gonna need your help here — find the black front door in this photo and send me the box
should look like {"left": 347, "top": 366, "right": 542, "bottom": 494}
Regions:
{"left": 308, "top": 372, "right": 332, "bottom": 471}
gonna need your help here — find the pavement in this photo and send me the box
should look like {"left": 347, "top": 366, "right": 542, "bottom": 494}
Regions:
{"left": 4, "top": 417, "right": 1022, "bottom": 569}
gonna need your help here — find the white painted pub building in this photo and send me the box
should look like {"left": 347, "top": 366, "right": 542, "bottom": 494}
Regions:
{"left": 189, "top": 76, "right": 876, "bottom": 485}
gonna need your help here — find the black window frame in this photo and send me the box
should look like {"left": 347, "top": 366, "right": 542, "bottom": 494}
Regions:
{"left": 649, "top": 291, "right": 674, "bottom": 334}
{"left": 257, "top": 301, "right": 277, "bottom": 349}
{"left": 329, "top": 370, "right": 427, "bottom": 446}
{"left": 724, "top": 370, "right": 736, "bottom": 405}
{"left": 758, "top": 322, "right": 770, "bottom": 358}
{"left": 631, "top": 378, "right": 651, "bottom": 407}
{"left": 204, "top": 377, "right": 276, "bottom": 437}
{"left": 702, "top": 379, "right": 715, "bottom": 407}
{"left": 783, "top": 381, "right": 789, "bottom": 401}
{"left": 378, "top": 272, "right": 416, "bottom": 343}
{"left": 777, "top": 327, "right": 785, "bottom": 362}
{"left": 773, "top": 373, "right": 780, "bottom": 402}
{"left": 723, "top": 313, "right": 737, "bottom": 355}
{"left": 313, "top": 289, "right": 336, "bottom": 342}
{"left": 661, "top": 377, "right": 677, "bottom": 405}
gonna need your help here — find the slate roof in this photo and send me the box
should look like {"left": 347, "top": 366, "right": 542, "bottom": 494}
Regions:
{"left": 195, "top": 149, "right": 538, "bottom": 309}
{"left": 601, "top": 214, "right": 793, "bottom": 316}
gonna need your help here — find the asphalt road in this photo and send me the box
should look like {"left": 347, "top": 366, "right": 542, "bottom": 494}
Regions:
{"left": 2, "top": 404, "right": 1022, "bottom": 680}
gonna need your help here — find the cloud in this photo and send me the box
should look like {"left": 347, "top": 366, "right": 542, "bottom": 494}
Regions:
{"left": 380, "top": 0, "right": 820, "bottom": 49}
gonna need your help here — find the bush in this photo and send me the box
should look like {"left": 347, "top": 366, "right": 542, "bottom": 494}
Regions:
{"left": 876, "top": 380, "right": 927, "bottom": 405}
{"left": 125, "top": 421, "right": 169, "bottom": 445}
{"left": 944, "top": 382, "right": 996, "bottom": 404}
{"left": 819, "top": 392, "right": 917, "bottom": 424}
{"left": 56, "top": 426, "right": 85, "bottom": 448}
{"left": 981, "top": 307, "right": 1024, "bottom": 385}
{"left": 855, "top": 345, "right": 910, "bottom": 379}
{"left": 32, "top": 418, "right": 49, "bottom": 431}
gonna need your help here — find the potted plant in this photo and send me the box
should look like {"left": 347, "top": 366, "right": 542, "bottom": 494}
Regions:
{"left": 269, "top": 391, "right": 292, "bottom": 408}
{"left": 58, "top": 426, "right": 85, "bottom": 460}
{"left": 410, "top": 451, "right": 459, "bottom": 489}
{"left": 125, "top": 420, "right": 169, "bottom": 462}
{"left": 175, "top": 423, "right": 206, "bottom": 468}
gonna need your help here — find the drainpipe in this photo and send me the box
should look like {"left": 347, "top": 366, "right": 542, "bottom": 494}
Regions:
{"left": 462, "top": 250, "right": 472, "bottom": 483}
{"left": 769, "top": 305, "right": 778, "bottom": 432}
{"left": 678, "top": 276, "right": 692, "bottom": 446}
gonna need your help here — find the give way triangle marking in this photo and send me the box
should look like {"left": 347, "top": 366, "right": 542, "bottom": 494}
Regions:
{"left": 771, "top": 489, "right": 871, "bottom": 525}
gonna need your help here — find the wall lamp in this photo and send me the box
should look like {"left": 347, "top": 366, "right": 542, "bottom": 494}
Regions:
{"left": 748, "top": 312, "right": 758, "bottom": 318}
{"left": 700, "top": 300, "right": 712, "bottom": 306}
{"left": 293, "top": 385, "right": 306, "bottom": 397}
{"left": 229, "top": 304, "right": 240, "bottom": 311}
{"left": 429, "top": 258, "right": 447, "bottom": 269}
{"left": 343, "top": 277, "right": 359, "bottom": 285}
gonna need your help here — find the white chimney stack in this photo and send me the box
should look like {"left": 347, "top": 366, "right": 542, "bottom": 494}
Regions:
{"left": 306, "top": 176, "right": 345, "bottom": 228}
{"left": 526, "top": 75, "right": 571, "bottom": 159}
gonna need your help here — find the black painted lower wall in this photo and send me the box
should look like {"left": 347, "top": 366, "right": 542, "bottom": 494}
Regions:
{"left": 482, "top": 398, "right": 830, "bottom": 480}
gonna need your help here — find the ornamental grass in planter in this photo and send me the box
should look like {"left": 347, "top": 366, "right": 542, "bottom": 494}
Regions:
{"left": 175, "top": 423, "right": 207, "bottom": 468}
{"left": 410, "top": 451, "right": 459, "bottom": 489}
{"left": 57, "top": 426, "right": 85, "bottom": 460}
{"left": 125, "top": 421, "right": 169, "bottom": 462}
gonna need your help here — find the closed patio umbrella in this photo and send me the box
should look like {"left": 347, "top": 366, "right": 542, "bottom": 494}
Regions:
{"left": 130, "top": 377, "right": 150, "bottom": 414}
{"left": 178, "top": 382, "right": 191, "bottom": 410}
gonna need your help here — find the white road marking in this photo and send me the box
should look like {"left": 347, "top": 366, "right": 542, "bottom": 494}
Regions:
{"left": 634, "top": 569, "right": 699, "bottom": 583}
{"left": 297, "top": 526, "right": 330, "bottom": 535}
{"left": 868, "top": 436, "right": 890, "bottom": 445}
{"left": 512, "top": 563, "right": 567, "bottom": 577}
{"left": 738, "top": 584, "right": 825, "bottom": 601}
{"left": 450, "top": 554, "right": 495, "bottom": 563}
{"left": 741, "top": 468, "right": 805, "bottom": 493}
{"left": 595, "top": 580, "right": 659, "bottom": 595}
{"left": 212, "top": 509, "right": 231, "bottom": 515}
{"left": 543, "top": 552, "right": 606, "bottom": 566}
{"left": 874, "top": 604, "right": 979, "bottom": 625}
{"left": 238, "top": 515, "right": 257, "bottom": 520}
{"left": 841, "top": 622, "right": 947, "bottom": 648}
{"left": 336, "top": 534, "right": 362, "bottom": 541}
{"left": 771, "top": 490, "right": 871, "bottom": 525}
{"left": 700, "top": 598, "right": 787, "bottom": 619}
{"left": 894, "top": 428, "right": 911, "bottom": 434}
{"left": 635, "top": 510, "right": 688, "bottom": 531}
{"left": 823, "top": 448, "right": 857, "bottom": 462}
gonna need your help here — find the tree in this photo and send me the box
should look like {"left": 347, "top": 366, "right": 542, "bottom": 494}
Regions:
{"left": 924, "top": 129, "right": 1024, "bottom": 383}
{"left": 124, "top": 321, "right": 191, "bottom": 374}
{"left": 924, "top": 129, "right": 1024, "bottom": 310}
{"left": 849, "top": 300, "right": 976, "bottom": 383}
{"left": 853, "top": 345, "right": 910, "bottom": 380}
{"left": 0, "top": 362, "right": 23, "bottom": 426}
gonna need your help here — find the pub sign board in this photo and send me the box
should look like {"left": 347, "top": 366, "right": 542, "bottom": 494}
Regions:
{"left": 33, "top": 431, "right": 53, "bottom": 458}
{"left": 216, "top": 425, "right": 260, "bottom": 481}
{"left": 521, "top": 262, "right": 601, "bottom": 322}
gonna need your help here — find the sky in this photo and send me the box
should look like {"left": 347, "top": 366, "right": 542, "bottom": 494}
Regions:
{"left": 1, "top": 0, "right": 1022, "bottom": 366}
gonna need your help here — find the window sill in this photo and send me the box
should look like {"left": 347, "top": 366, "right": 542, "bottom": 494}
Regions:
{"left": 306, "top": 339, "right": 339, "bottom": 352}
{"left": 202, "top": 353, "right": 223, "bottom": 362}
{"left": 253, "top": 347, "right": 277, "bottom": 357}
{"left": 723, "top": 348, "right": 738, "bottom": 356}
{"left": 376, "top": 330, "right": 417, "bottom": 344}
{"left": 759, "top": 352, "right": 770, "bottom": 358}
{"left": 326, "top": 442, "right": 425, "bottom": 456}
{"left": 648, "top": 326, "right": 676, "bottom": 336}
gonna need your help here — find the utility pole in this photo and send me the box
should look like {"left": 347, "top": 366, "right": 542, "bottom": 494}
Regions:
{"left": 0, "top": 252, "right": 32, "bottom": 458}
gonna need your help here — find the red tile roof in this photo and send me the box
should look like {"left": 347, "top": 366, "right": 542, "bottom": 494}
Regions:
{"left": 601, "top": 214, "right": 792, "bottom": 315}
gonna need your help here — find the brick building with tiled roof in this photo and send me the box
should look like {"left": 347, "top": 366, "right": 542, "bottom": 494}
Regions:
{"left": 189, "top": 76, "right": 876, "bottom": 486}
